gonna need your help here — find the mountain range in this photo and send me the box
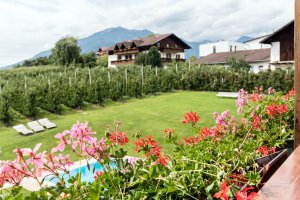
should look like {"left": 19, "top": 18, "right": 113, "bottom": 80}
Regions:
{"left": 2, "top": 27, "right": 252, "bottom": 68}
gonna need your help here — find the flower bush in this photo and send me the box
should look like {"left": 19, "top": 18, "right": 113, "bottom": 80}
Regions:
{"left": 0, "top": 87, "right": 294, "bottom": 199}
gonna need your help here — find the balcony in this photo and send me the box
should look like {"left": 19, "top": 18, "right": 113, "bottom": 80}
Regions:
{"left": 254, "top": 145, "right": 300, "bottom": 199}
{"left": 161, "top": 58, "right": 185, "bottom": 63}
{"left": 111, "top": 59, "right": 134, "bottom": 65}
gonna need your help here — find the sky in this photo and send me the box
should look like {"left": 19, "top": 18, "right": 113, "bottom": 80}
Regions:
{"left": 0, "top": 0, "right": 294, "bottom": 67}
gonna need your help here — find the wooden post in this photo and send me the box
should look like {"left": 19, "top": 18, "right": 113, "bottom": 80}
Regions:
{"left": 295, "top": 0, "right": 300, "bottom": 147}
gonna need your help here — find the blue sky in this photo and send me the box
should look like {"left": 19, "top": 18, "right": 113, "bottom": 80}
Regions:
{"left": 0, "top": 0, "right": 294, "bottom": 67}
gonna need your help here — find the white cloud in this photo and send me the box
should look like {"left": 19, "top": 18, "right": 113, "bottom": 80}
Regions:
{"left": 0, "top": 0, "right": 294, "bottom": 67}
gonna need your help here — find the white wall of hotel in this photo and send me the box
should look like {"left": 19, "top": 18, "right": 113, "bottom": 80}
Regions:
{"left": 244, "top": 37, "right": 271, "bottom": 50}
{"left": 199, "top": 41, "right": 246, "bottom": 57}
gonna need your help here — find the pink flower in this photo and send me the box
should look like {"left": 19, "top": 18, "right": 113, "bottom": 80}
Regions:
{"left": 267, "top": 87, "right": 275, "bottom": 95}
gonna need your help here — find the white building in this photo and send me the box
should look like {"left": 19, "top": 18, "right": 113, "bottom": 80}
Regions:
{"left": 199, "top": 35, "right": 271, "bottom": 58}
{"left": 199, "top": 41, "right": 246, "bottom": 57}
{"left": 97, "top": 33, "right": 191, "bottom": 68}
{"left": 260, "top": 20, "right": 294, "bottom": 68}
{"left": 195, "top": 49, "right": 272, "bottom": 73}
{"left": 244, "top": 35, "right": 271, "bottom": 50}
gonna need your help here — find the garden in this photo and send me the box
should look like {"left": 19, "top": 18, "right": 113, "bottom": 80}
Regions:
{"left": 0, "top": 85, "right": 295, "bottom": 199}
{"left": 0, "top": 62, "right": 295, "bottom": 199}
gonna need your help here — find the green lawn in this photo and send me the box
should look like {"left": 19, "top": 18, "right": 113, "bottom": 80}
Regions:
{"left": 0, "top": 91, "right": 236, "bottom": 160}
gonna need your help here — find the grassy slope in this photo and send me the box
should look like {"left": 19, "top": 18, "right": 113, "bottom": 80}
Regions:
{"left": 0, "top": 91, "right": 236, "bottom": 160}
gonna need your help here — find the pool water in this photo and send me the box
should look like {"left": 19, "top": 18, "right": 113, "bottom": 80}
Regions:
{"left": 46, "top": 161, "right": 116, "bottom": 185}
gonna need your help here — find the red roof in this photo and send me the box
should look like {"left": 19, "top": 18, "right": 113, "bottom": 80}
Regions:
{"left": 195, "top": 49, "right": 270, "bottom": 65}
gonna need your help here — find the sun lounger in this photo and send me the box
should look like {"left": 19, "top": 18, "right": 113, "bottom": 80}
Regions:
{"left": 216, "top": 92, "right": 238, "bottom": 98}
{"left": 13, "top": 124, "right": 33, "bottom": 135}
{"left": 27, "top": 121, "right": 45, "bottom": 132}
{"left": 37, "top": 118, "right": 56, "bottom": 129}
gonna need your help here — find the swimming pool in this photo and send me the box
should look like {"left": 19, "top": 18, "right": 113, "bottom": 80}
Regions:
{"left": 46, "top": 161, "right": 116, "bottom": 185}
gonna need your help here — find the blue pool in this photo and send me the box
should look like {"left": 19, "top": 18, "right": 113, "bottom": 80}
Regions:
{"left": 46, "top": 161, "right": 116, "bottom": 185}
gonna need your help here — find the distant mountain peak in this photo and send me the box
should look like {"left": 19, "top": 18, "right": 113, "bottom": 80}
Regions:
{"left": 236, "top": 36, "right": 253, "bottom": 43}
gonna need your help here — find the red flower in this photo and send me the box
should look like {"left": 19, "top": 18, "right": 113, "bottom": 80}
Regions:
{"left": 182, "top": 112, "right": 200, "bottom": 125}
{"left": 183, "top": 136, "right": 202, "bottom": 145}
{"left": 200, "top": 127, "right": 211, "bottom": 138}
{"left": 236, "top": 186, "right": 257, "bottom": 200}
{"left": 155, "top": 156, "right": 169, "bottom": 166}
{"left": 251, "top": 93, "right": 264, "bottom": 103}
{"left": 109, "top": 131, "right": 129, "bottom": 145}
{"left": 265, "top": 103, "right": 288, "bottom": 119}
{"left": 284, "top": 88, "right": 295, "bottom": 101}
{"left": 163, "top": 129, "right": 174, "bottom": 137}
{"left": 134, "top": 136, "right": 161, "bottom": 157}
{"left": 147, "top": 146, "right": 162, "bottom": 157}
{"left": 214, "top": 180, "right": 230, "bottom": 200}
{"left": 252, "top": 115, "right": 261, "bottom": 130}
{"left": 258, "top": 146, "right": 276, "bottom": 156}
{"left": 94, "top": 171, "right": 104, "bottom": 180}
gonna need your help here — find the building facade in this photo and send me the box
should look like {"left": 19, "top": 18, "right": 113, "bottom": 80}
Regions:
{"left": 194, "top": 49, "right": 271, "bottom": 73}
{"left": 260, "top": 20, "right": 294, "bottom": 68}
{"left": 199, "top": 41, "right": 246, "bottom": 57}
{"left": 97, "top": 34, "right": 191, "bottom": 68}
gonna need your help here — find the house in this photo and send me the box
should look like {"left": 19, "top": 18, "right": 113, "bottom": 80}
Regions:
{"left": 194, "top": 48, "right": 271, "bottom": 73}
{"left": 244, "top": 35, "right": 271, "bottom": 50}
{"left": 98, "top": 33, "right": 191, "bottom": 68}
{"left": 199, "top": 36, "right": 271, "bottom": 57}
{"left": 199, "top": 41, "right": 247, "bottom": 57}
{"left": 260, "top": 20, "right": 294, "bottom": 68}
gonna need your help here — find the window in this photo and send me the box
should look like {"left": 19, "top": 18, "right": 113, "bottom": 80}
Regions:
{"left": 166, "top": 43, "right": 170, "bottom": 48}
{"left": 128, "top": 55, "right": 132, "bottom": 60}
{"left": 230, "top": 45, "right": 232, "bottom": 52}
{"left": 166, "top": 53, "right": 172, "bottom": 59}
{"left": 175, "top": 44, "right": 178, "bottom": 48}
{"left": 176, "top": 54, "right": 180, "bottom": 59}
{"left": 259, "top": 66, "right": 263, "bottom": 71}
{"left": 213, "top": 46, "right": 216, "bottom": 53}
{"left": 235, "top": 46, "right": 237, "bottom": 51}
{"left": 157, "top": 43, "right": 160, "bottom": 47}
{"left": 125, "top": 55, "right": 129, "bottom": 60}
{"left": 117, "top": 55, "right": 122, "bottom": 60}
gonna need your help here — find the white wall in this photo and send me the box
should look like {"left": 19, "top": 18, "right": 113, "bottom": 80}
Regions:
{"left": 249, "top": 61, "right": 271, "bottom": 73}
{"left": 199, "top": 41, "right": 246, "bottom": 57}
{"left": 244, "top": 37, "right": 271, "bottom": 50}
{"left": 108, "top": 55, "right": 118, "bottom": 68}
{"left": 270, "top": 42, "right": 280, "bottom": 63}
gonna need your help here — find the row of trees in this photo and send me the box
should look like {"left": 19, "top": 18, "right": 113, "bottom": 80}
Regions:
{"left": 0, "top": 64, "right": 294, "bottom": 125}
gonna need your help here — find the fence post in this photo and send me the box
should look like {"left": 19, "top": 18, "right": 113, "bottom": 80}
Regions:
{"left": 69, "top": 77, "right": 72, "bottom": 87}
{"left": 155, "top": 66, "right": 158, "bottom": 76}
{"left": 108, "top": 70, "right": 111, "bottom": 84}
{"left": 141, "top": 65, "right": 144, "bottom": 86}
{"left": 176, "top": 64, "right": 178, "bottom": 73}
{"left": 189, "top": 61, "right": 191, "bottom": 71}
{"left": 88, "top": 68, "right": 92, "bottom": 85}
{"left": 48, "top": 79, "right": 51, "bottom": 89}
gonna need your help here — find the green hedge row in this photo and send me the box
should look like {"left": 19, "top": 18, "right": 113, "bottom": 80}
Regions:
{"left": 0, "top": 64, "right": 294, "bottom": 124}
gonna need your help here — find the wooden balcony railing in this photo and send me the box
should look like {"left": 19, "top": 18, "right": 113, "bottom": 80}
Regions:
{"left": 254, "top": 145, "right": 300, "bottom": 199}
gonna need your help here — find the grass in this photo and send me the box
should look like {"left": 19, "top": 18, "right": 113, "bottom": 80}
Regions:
{"left": 0, "top": 91, "right": 236, "bottom": 161}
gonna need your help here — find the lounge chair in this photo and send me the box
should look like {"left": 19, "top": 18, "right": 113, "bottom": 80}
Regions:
{"left": 216, "top": 92, "right": 238, "bottom": 98}
{"left": 38, "top": 118, "right": 56, "bottom": 129}
{"left": 27, "top": 121, "right": 45, "bottom": 132}
{"left": 13, "top": 124, "right": 33, "bottom": 135}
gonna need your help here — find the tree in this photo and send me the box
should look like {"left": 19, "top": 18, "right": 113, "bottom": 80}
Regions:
{"left": 80, "top": 52, "right": 97, "bottom": 68}
{"left": 134, "top": 52, "right": 147, "bottom": 66}
{"left": 226, "top": 56, "right": 251, "bottom": 72}
{"left": 97, "top": 54, "right": 108, "bottom": 67}
{"left": 51, "top": 36, "right": 81, "bottom": 66}
{"left": 146, "top": 46, "right": 162, "bottom": 67}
